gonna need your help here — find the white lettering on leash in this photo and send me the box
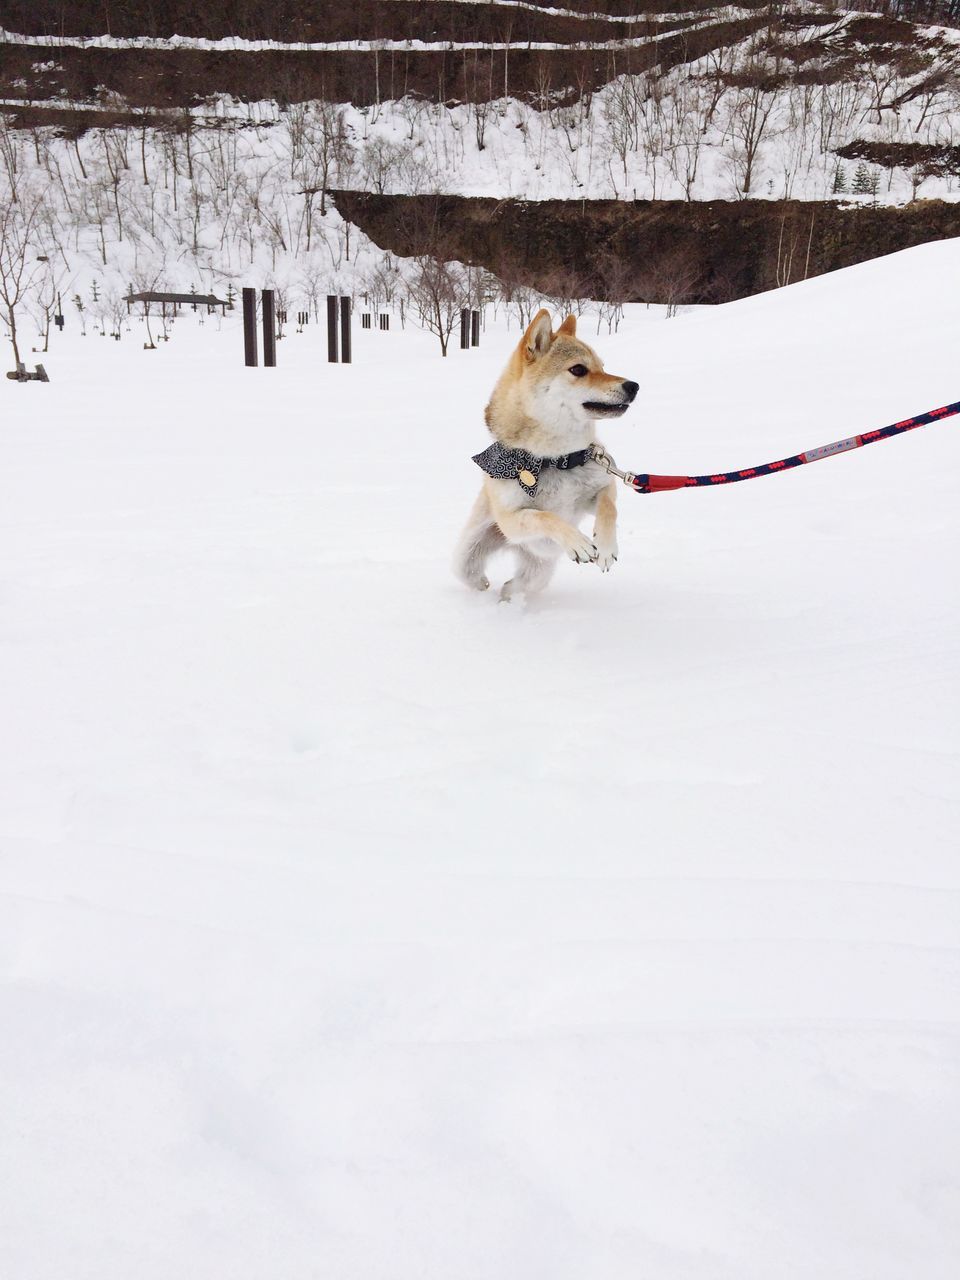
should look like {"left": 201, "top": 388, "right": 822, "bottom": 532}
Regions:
{"left": 803, "top": 437, "right": 859, "bottom": 463}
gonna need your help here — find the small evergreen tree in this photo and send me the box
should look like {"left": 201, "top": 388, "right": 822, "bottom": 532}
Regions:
{"left": 832, "top": 163, "right": 847, "bottom": 194}
{"left": 851, "top": 161, "right": 871, "bottom": 194}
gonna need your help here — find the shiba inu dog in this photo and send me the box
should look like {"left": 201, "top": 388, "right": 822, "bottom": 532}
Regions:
{"left": 455, "top": 309, "right": 638, "bottom": 600}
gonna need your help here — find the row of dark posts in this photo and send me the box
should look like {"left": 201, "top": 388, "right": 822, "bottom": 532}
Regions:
{"left": 243, "top": 290, "right": 359, "bottom": 366}
{"left": 244, "top": 290, "right": 478, "bottom": 366}
{"left": 243, "top": 287, "right": 276, "bottom": 367}
{"left": 460, "top": 309, "right": 480, "bottom": 349}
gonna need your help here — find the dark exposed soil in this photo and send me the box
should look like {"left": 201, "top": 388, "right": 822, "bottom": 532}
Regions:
{"left": 837, "top": 140, "right": 960, "bottom": 177}
{"left": 333, "top": 191, "right": 960, "bottom": 303}
{"left": 3, "top": 0, "right": 957, "bottom": 117}
{"left": 0, "top": 0, "right": 769, "bottom": 43}
{"left": 4, "top": 0, "right": 957, "bottom": 43}
{"left": 0, "top": 13, "right": 769, "bottom": 111}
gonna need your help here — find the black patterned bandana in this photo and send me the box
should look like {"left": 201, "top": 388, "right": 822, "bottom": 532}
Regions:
{"left": 472, "top": 441, "right": 591, "bottom": 497}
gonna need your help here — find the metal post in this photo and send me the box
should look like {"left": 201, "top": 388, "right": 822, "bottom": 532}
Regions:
{"left": 471, "top": 310, "right": 480, "bottom": 347}
{"left": 460, "top": 309, "right": 469, "bottom": 350}
{"left": 262, "top": 289, "right": 276, "bottom": 367}
{"left": 327, "top": 294, "right": 339, "bottom": 363}
{"left": 242, "top": 287, "right": 258, "bottom": 366}
{"left": 340, "top": 296, "right": 352, "bottom": 364}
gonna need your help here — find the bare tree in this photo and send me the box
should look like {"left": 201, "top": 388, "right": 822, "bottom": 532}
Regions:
{"left": 363, "top": 257, "right": 401, "bottom": 316}
{"left": 727, "top": 66, "right": 781, "bottom": 197}
{"left": 595, "top": 249, "right": 638, "bottom": 332}
{"left": 0, "top": 119, "right": 23, "bottom": 202}
{"left": 360, "top": 136, "right": 407, "bottom": 195}
{"left": 861, "top": 46, "right": 931, "bottom": 126}
{"left": 298, "top": 259, "right": 328, "bottom": 322}
{"left": 603, "top": 75, "right": 643, "bottom": 188}
{"left": 541, "top": 263, "right": 588, "bottom": 319}
{"left": 0, "top": 188, "right": 47, "bottom": 367}
{"left": 665, "top": 77, "right": 708, "bottom": 200}
{"left": 464, "top": 49, "right": 496, "bottom": 152}
{"left": 127, "top": 261, "right": 168, "bottom": 348}
{"left": 298, "top": 101, "right": 354, "bottom": 216}
{"left": 408, "top": 254, "right": 469, "bottom": 357}
{"left": 637, "top": 246, "right": 703, "bottom": 318}
{"left": 29, "top": 255, "right": 70, "bottom": 353}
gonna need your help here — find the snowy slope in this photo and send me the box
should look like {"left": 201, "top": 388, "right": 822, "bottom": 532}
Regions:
{"left": 1, "top": 240, "right": 959, "bottom": 1280}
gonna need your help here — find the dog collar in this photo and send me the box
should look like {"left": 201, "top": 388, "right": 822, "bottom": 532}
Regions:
{"left": 472, "top": 441, "right": 591, "bottom": 496}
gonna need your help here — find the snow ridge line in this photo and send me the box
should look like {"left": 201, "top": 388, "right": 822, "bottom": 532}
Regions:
{"left": 384, "top": 0, "right": 725, "bottom": 23}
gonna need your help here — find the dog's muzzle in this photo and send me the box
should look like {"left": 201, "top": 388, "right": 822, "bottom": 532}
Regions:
{"left": 584, "top": 380, "right": 639, "bottom": 417}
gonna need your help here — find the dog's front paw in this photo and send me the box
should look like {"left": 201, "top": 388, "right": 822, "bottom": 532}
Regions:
{"left": 566, "top": 532, "right": 599, "bottom": 564}
{"left": 595, "top": 541, "right": 619, "bottom": 573}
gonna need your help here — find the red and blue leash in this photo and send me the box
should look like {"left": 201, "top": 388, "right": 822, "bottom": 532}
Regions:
{"left": 594, "top": 399, "right": 960, "bottom": 494}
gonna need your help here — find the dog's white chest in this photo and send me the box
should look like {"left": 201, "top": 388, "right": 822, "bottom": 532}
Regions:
{"left": 522, "top": 461, "right": 609, "bottom": 518}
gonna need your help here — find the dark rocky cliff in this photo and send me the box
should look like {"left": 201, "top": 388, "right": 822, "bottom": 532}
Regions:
{"left": 333, "top": 191, "right": 960, "bottom": 303}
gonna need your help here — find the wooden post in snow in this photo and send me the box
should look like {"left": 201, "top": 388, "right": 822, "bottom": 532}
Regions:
{"left": 327, "top": 294, "right": 339, "bottom": 363}
{"left": 340, "top": 296, "right": 352, "bottom": 364}
{"left": 243, "top": 287, "right": 258, "bottom": 366}
{"left": 262, "top": 289, "right": 276, "bottom": 367}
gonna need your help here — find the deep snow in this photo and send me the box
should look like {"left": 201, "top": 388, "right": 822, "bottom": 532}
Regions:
{"left": 1, "top": 240, "right": 959, "bottom": 1279}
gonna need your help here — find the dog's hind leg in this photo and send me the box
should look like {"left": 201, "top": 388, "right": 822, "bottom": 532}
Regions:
{"left": 500, "top": 547, "right": 558, "bottom": 602}
{"left": 454, "top": 490, "right": 504, "bottom": 591}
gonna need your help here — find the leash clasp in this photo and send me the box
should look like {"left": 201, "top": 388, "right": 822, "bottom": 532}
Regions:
{"left": 590, "top": 443, "right": 637, "bottom": 489}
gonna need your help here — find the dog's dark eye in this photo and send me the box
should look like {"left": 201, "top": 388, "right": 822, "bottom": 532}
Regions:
{"left": 568, "top": 364, "right": 588, "bottom": 377}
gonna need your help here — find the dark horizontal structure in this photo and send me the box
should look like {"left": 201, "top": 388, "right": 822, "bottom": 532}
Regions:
{"left": 124, "top": 291, "right": 232, "bottom": 313}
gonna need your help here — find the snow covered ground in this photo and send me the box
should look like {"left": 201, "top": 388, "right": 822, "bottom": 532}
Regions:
{"left": 2, "top": 240, "right": 959, "bottom": 1279}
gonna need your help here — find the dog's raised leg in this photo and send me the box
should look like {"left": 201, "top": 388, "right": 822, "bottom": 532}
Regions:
{"left": 488, "top": 502, "right": 599, "bottom": 566}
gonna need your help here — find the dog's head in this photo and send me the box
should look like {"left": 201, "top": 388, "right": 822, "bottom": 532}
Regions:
{"left": 486, "top": 310, "right": 638, "bottom": 453}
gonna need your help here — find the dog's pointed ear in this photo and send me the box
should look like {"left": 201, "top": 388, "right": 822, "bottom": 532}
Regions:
{"left": 558, "top": 313, "right": 577, "bottom": 337}
{"left": 522, "top": 309, "right": 553, "bottom": 362}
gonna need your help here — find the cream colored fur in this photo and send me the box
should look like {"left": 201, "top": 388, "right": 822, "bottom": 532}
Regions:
{"left": 454, "top": 310, "right": 637, "bottom": 601}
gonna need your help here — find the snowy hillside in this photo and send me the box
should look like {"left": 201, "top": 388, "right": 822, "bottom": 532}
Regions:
{"left": 6, "top": 18, "right": 960, "bottom": 206}
{"left": 2, "top": 237, "right": 958, "bottom": 1279}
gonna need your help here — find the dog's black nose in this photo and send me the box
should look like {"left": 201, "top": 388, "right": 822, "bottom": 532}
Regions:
{"left": 622, "top": 380, "right": 639, "bottom": 402}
